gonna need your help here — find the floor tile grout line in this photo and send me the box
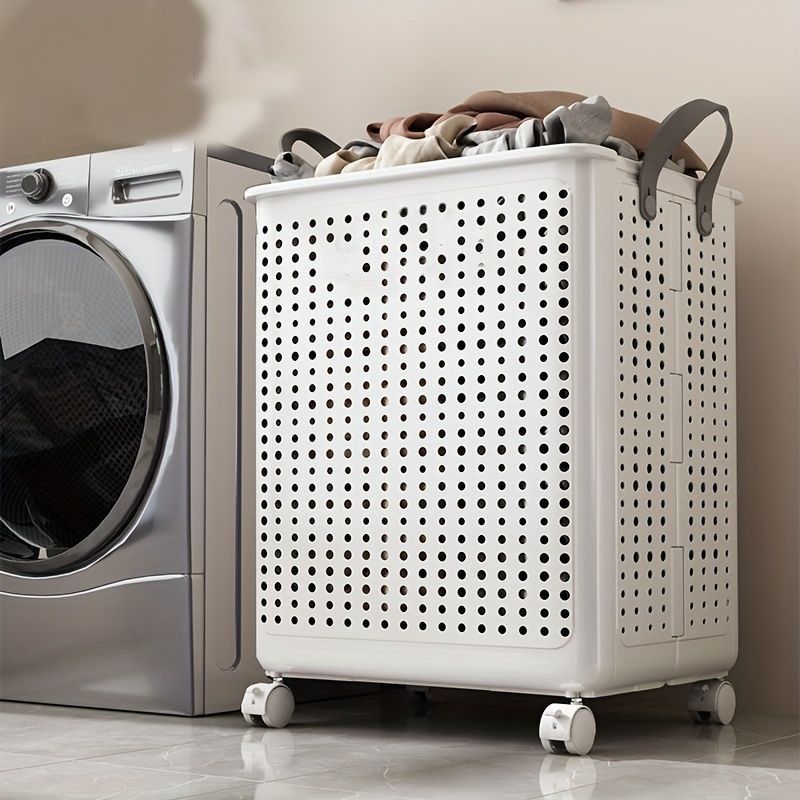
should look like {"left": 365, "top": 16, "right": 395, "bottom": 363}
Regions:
{"left": 740, "top": 733, "right": 800, "bottom": 757}
{"left": 684, "top": 732, "right": 800, "bottom": 763}
{"left": 735, "top": 732, "right": 800, "bottom": 749}
{"left": 725, "top": 727, "right": 800, "bottom": 741}
{"left": 0, "top": 756, "right": 86, "bottom": 775}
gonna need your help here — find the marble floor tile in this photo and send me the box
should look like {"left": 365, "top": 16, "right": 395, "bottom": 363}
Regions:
{"left": 188, "top": 783, "right": 403, "bottom": 800}
{"left": 0, "top": 701, "right": 246, "bottom": 761}
{"left": 280, "top": 752, "right": 800, "bottom": 800}
{"left": 87, "top": 729, "right": 455, "bottom": 785}
{"left": 0, "top": 691, "right": 798, "bottom": 800}
{"left": 0, "top": 760, "right": 259, "bottom": 800}
{"left": 278, "top": 748, "right": 633, "bottom": 800}
{"left": 537, "top": 759, "right": 800, "bottom": 800}
{"left": 704, "top": 734, "right": 800, "bottom": 771}
{"left": 743, "top": 783, "right": 800, "bottom": 799}
{"left": 705, "top": 714, "right": 800, "bottom": 741}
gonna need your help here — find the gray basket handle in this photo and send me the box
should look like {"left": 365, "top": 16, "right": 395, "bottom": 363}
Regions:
{"left": 280, "top": 128, "right": 341, "bottom": 159}
{"left": 638, "top": 99, "right": 733, "bottom": 236}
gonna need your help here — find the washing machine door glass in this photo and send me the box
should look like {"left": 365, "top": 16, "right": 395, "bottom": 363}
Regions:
{"left": 0, "top": 226, "right": 166, "bottom": 574}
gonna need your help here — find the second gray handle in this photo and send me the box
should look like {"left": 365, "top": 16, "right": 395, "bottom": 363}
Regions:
{"left": 638, "top": 99, "right": 733, "bottom": 236}
{"left": 280, "top": 128, "right": 341, "bottom": 159}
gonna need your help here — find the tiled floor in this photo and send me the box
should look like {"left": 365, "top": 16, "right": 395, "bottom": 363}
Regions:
{"left": 0, "top": 688, "right": 798, "bottom": 799}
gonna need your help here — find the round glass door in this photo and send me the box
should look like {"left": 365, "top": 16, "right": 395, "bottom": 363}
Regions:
{"left": 0, "top": 223, "right": 166, "bottom": 575}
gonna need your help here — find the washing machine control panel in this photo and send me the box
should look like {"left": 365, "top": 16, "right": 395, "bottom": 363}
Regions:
{"left": 1, "top": 155, "right": 90, "bottom": 221}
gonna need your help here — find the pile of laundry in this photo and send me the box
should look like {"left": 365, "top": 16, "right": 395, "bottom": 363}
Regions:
{"left": 268, "top": 90, "right": 705, "bottom": 183}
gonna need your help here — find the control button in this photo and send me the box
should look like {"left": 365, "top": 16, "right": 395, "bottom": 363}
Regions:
{"left": 62, "top": 193, "right": 73, "bottom": 208}
{"left": 20, "top": 168, "right": 53, "bottom": 203}
{"left": 5, "top": 201, "right": 15, "bottom": 215}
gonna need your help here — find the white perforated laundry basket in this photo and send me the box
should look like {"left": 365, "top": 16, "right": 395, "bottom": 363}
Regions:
{"left": 242, "top": 100, "right": 741, "bottom": 754}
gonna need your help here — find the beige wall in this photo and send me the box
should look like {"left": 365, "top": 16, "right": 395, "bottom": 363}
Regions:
{"left": 1, "top": 0, "right": 797, "bottom": 715}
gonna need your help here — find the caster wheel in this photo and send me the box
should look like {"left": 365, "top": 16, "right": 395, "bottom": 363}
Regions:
{"left": 241, "top": 681, "right": 295, "bottom": 729}
{"left": 539, "top": 702, "right": 596, "bottom": 756}
{"left": 688, "top": 679, "right": 736, "bottom": 725}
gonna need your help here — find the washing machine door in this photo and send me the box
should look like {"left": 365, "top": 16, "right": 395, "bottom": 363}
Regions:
{"left": 0, "top": 220, "right": 167, "bottom": 575}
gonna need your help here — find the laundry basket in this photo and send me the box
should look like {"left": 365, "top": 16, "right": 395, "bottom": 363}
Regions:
{"left": 243, "top": 100, "right": 740, "bottom": 754}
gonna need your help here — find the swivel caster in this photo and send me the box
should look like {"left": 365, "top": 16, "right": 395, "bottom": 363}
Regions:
{"left": 241, "top": 680, "right": 295, "bottom": 728}
{"left": 539, "top": 701, "right": 596, "bottom": 756}
{"left": 688, "top": 679, "right": 736, "bottom": 725}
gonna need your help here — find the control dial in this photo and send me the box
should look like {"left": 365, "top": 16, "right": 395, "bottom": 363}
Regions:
{"left": 20, "top": 168, "right": 54, "bottom": 203}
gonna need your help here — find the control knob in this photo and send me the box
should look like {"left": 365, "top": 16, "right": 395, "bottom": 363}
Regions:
{"left": 20, "top": 168, "right": 53, "bottom": 203}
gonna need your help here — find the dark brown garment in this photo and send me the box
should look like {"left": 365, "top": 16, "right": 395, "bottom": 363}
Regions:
{"left": 369, "top": 110, "right": 522, "bottom": 142}
{"left": 367, "top": 90, "right": 706, "bottom": 172}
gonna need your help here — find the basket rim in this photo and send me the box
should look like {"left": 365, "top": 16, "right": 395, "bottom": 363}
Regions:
{"left": 245, "top": 142, "right": 742, "bottom": 205}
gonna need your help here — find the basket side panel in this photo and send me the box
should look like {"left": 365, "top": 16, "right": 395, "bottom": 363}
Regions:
{"left": 613, "top": 177, "right": 738, "bottom": 678}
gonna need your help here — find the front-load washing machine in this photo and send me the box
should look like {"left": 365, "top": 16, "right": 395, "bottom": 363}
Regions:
{"left": 0, "top": 142, "right": 271, "bottom": 714}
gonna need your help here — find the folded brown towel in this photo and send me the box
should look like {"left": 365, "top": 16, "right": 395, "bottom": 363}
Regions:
{"left": 368, "top": 90, "right": 706, "bottom": 173}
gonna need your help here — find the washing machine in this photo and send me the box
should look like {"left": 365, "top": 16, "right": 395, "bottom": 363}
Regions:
{"left": 0, "top": 142, "right": 272, "bottom": 714}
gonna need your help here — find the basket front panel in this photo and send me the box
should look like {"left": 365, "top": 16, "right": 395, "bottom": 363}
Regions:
{"left": 257, "top": 179, "right": 576, "bottom": 650}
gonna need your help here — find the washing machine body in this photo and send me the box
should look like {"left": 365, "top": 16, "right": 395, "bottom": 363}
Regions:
{"left": 0, "top": 142, "right": 271, "bottom": 714}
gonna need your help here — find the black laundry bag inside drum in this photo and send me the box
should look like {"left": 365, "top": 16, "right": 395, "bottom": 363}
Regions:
{"left": 0, "top": 233, "right": 160, "bottom": 570}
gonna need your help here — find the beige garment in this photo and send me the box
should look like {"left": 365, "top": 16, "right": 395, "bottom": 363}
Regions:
{"left": 373, "top": 115, "right": 475, "bottom": 168}
{"left": 341, "top": 156, "right": 377, "bottom": 174}
{"left": 373, "top": 135, "right": 448, "bottom": 168}
{"left": 313, "top": 114, "right": 474, "bottom": 173}
{"left": 315, "top": 142, "right": 379, "bottom": 177}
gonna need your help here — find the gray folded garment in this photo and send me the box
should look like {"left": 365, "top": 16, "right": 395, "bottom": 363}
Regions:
{"left": 664, "top": 157, "right": 687, "bottom": 173}
{"left": 460, "top": 117, "right": 545, "bottom": 156}
{"left": 461, "top": 100, "right": 639, "bottom": 163}
{"left": 603, "top": 135, "right": 639, "bottom": 161}
{"left": 544, "top": 95, "right": 613, "bottom": 146}
{"left": 380, "top": 108, "right": 637, "bottom": 166}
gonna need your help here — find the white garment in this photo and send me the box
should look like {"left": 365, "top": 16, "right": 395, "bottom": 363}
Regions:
{"left": 267, "top": 151, "right": 314, "bottom": 182}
